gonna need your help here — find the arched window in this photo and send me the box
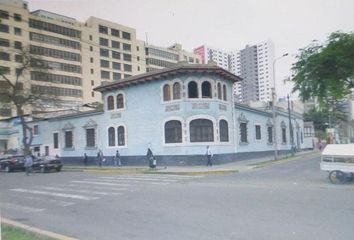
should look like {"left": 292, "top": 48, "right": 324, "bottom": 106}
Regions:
{"left": 107, "top": 96, "right": 114, "bottom": 110}
{"left": 163, "top": 84, "right": 171, "bottom": 101}
{"left": 219, "top": 120, "right": 229, "bottom": 142}
{"left": 165, "top": 120, "right": 182, "bottom": 143}
{"left": 223, "top": 84, "right": 227, "bottom": 101}
{"left": 188, "top": 81, "right": 198, "bottom": 98}
{"left": 108, "top": 127, "right": 115, "bottom": 146}
{"left": 117, "top": 126, "right": 125, "bottom": 146}
{"left": 217, "top": 83, "right": 222, "bottom": 100}
{"left": 190, "top": 119, "right": 214, "bottom": 142}
{"left": 202, "top": 81, "right": 212, "bottom": 98}
{"left": 172, "top": 82, "right": 181, "bottom": 100}
{"left": 117, "top": 94, "right": 124, "bottom": 109}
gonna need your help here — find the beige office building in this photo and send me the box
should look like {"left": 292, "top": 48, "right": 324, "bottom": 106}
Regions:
{"left": 0, "top": 0, "right": 146, "bottom": 118}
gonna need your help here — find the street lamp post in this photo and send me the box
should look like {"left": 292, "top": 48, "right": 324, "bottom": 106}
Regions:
{"left": 272, "top": 53, "right": 288, "bottom": 160}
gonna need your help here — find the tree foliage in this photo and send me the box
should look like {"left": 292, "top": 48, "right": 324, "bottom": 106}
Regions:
{"left": 292, "top": 32, "right": 354, "bottom": 105}
{"left": 0, "top": 47, "right": 54, "bottom": 155}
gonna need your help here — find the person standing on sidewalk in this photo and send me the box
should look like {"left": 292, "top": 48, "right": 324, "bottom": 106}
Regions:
{"left": 97, "top": 149, "right": 103, "bottom": 167}
{"left": 206, "top": 145, "right": 213, "bottom": 166}
{"left": 24, "top": 154, "right": 33, "bottom": 176}
{"left": 83, "top": 153, "right": 88, "bottom": 166}
{"left": 114, "top": 150, "right": 121, "bottom": 166}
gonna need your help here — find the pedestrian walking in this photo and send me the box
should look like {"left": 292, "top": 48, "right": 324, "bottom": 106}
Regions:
{"left": 146, "top": 148, "right": 156, "bottom": 168}
{"left": 206, "top": 145, "right": 213, "bottom": 166}
{"left": 97, "top": 149, "right": 103, "bottom": 167}
{"left": 115, "top": 150, "right": 121, "bottom": 166}
{"left": 24, "top": 154, "right": 33, "bottom": 176}
{"left": 83, "top": 153, "right": 88, "bottom": 166}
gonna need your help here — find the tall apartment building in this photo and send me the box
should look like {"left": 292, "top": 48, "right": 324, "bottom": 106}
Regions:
{"left": 232, "top": 41, "right": 275, "bottom": 103}
{"left": 0, "top": 0, "right": 145, "bottom": 118}
{"left": 145, "top": 43, "right": 201, "bottom": 72}
{"left": 193, "top": 45, "right": 230, "bottom": 70}
{"left": 194, "top": 41, "right": 275, "bottom": 104}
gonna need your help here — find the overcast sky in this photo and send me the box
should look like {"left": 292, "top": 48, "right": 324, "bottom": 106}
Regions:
{"left": 27, "top": 0, "right": 354, "bottom": 97}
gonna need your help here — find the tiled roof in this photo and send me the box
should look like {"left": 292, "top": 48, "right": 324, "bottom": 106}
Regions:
{"left": 94, "top": 63, "right": 242, "bottom": 92}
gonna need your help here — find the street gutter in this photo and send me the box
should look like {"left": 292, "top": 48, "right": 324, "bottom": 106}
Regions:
{"left": 1, "top": 218, "right": 78, "bottom": 240}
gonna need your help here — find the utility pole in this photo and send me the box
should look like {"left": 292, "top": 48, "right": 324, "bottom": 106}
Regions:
{"left": 287, "top": 94, "right": 294, "bottom": 156}
{"left": 271, "top": 53, "right": 288, "bottom": 160}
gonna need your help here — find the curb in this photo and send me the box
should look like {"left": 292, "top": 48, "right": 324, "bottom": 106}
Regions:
{"left": 1, "top": 217, "right": 78, "bottom": 240}
{"left": 248, "top": 151, "right": 320, "bottom": 169}
{"left": 62, "top": 151, "right": 319, "bottom": 175}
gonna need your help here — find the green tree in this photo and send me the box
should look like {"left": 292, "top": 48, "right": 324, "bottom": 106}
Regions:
{"left": 304, "top": 100, "right": 349, "bottom": 140}
{"left": 292, "top": 32, "right": 354, "bottom": 105}
{"left": 0, "top": 47, "right": 55, "bottom": 155}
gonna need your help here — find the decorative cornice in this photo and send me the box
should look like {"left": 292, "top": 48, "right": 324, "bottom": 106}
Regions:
{"left": 83, "top": 119, "right": 97, "bottom": 129}
{"left": 238, "top": 113, "right": 249, "bottom": 123}
{"left": 62, "top": 122, "right": 75, "bottom": 130}
{"left": 94, "top": 64, "right": 242, "bottom": 93}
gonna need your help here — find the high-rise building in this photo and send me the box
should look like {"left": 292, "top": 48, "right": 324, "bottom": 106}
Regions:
{"left": 0, "top": 0, "right": 201, "bottom": 119}
{"left": 0, "top": 0, "right": 145, "bottom": 118}
{"left": 193, "top": 45, "right": 230, "bottom": 70}
{"left": 194, "top": 41, "right": 275, "bottom": 104}
{"left": 145, "top": 43, "right": 201, "bottom": 72}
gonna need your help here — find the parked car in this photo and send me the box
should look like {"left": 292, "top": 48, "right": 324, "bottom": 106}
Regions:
{"left": 33, "top": 156, "right": 63, "bottom": 173}
{"left": 0, "top": 154, "right": 25, "bottom": 172}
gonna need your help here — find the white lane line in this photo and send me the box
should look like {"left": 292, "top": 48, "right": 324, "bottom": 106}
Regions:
{"left": 149, "top": 182, "right": 170, "bottom": 185}
{"left": 0, "top": 202, "right": 45, "bottom": 213}
{"left": 38, "top": 186, "right": 121, "bottom": 196}
{"left": 93, "top": 177, "right": 177, "bottom": 182}
{"left": 85, "top": 178, "right": 171, "bottom": 185}
{"left": 71, "top": 180, "right": 130, "bottom": 187}
{"left": 10, "top": 188, "right": 99, "bottom": 201}
{"left": 54, "top": 183, "right": 129, "bottom": 192}
{"left": 4, "top": 192, "right": 74, "bottom": 207}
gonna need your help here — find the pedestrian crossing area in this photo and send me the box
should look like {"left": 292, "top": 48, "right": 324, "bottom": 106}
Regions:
{"left": 1, "top": 174, "right": 204, "bottom": 214}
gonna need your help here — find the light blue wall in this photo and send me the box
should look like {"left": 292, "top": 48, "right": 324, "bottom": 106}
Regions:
{"left": 23, "top": 71, "right": 308, "bottom": 160}
{"left": 101, "top": 73, "right": 235, "bottom": 157}
{"left": 234, "top": 105, "right": 305, "bottom": 153}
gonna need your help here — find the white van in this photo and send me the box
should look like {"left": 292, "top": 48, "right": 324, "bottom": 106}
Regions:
{"left": 321, "top": 144, "right": 354, "bottom": 184}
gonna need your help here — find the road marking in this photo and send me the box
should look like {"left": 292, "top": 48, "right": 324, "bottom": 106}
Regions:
{"left": 98, "top": 176, "right": 178, "bottom": 182}
{"left": 38, "top": 186, "right": 121, "bottom": 196}
{"left": 54, "top": 183, "right": 129, "bottom": 192}
{"left": 86, "top": 178, "right": 171, "bottom": 185}
{"left": 0, "top": 202, "right": 45, "bottom": 213}
{"left": 10, "top": 188, "right": 99, "bottom": 201}
{"left": 4, "top": 192, "right": 75, "bottom": 207}
{"left": 134, "top": 174, "right": 204, "bottom": 179}
{"left": 71, "top": 180, "right": 130, "bottom": 187}
{"left": 149, "top": 182, "right": 170, "bottom": 185}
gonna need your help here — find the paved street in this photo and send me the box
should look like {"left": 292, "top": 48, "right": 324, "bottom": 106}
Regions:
{"left": 1, "top": 155, "right": 354, "bottom": 240}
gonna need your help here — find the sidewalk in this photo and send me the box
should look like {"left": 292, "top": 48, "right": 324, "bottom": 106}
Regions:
{"left": 63, "top": 150, "right": 320, "bottom": 175}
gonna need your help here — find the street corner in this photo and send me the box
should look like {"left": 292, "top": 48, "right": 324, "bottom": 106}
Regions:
{"left": 1, "top": 217, "right": 78, "bottom": 240}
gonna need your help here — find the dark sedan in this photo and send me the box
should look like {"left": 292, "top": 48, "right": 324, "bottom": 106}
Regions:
{"left": 33, "top": 156, "right": 63, "bottom": 173}
{"left": 0, "top": 155, "right": 63, "bottom": 173}
{"left": 0, "top": 155, "right": 25, "bottom": 172}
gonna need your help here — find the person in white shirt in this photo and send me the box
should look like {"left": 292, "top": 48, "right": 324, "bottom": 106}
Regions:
{"left": 206, "top": 146, "right": 213, "bottom": 166}
{"left": 24, "top": 154, "right": 33, "bottom": 176}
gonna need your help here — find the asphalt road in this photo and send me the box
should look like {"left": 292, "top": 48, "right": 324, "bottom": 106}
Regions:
{"left": 1, "top": 155, "right": 354, "bottom": 240}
